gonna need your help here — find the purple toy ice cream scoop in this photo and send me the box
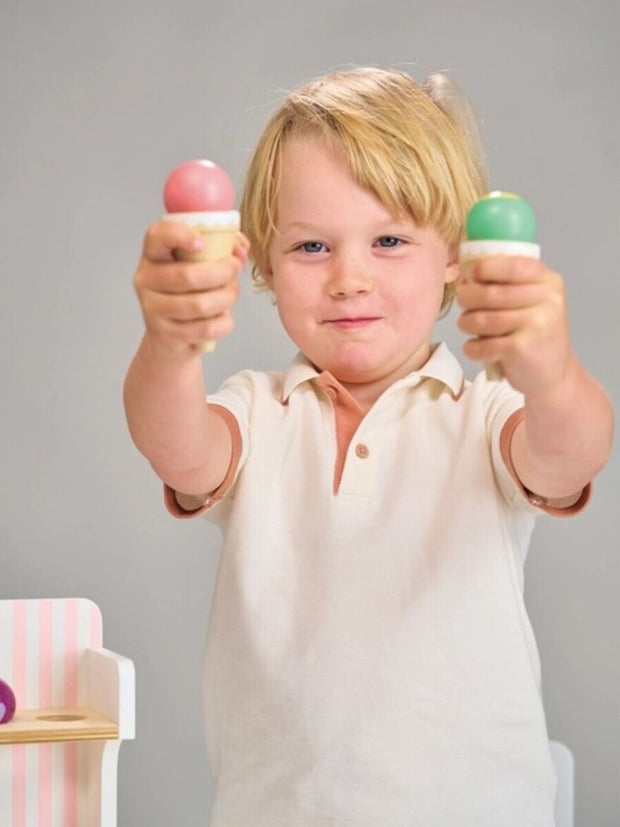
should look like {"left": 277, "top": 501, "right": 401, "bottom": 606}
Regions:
{"left": 0, "top": 678, "right": 16, "bottom": 724}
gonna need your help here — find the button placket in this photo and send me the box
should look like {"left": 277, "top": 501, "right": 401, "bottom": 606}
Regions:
{"left": 336, "top": 425, "right": 376, "bottom": 497}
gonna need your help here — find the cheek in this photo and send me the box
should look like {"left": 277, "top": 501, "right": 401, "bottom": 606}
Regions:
{"left": 272, "top": 280, "right": 311, "bottom": 333}
{"left": 273, "top": 269, "right": 316, "bottom": 309}
{"left": 275, "top": 303, "right": 315, "bottom": 353}
{"left": 389, "top": 275, "right": 446, "bottom": 327}
{"left": 392, "top": 273, "right": 443, "bottom": 307}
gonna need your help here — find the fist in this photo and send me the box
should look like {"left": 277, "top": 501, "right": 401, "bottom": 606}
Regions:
{"left": 456, "top": 256, "right": 571, "bottom": 396}
{"left": 133, "top": 220, "right": 249, "bottom": 356}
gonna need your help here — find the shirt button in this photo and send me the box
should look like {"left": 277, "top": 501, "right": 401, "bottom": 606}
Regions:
{"left": 325, "top": 387, "right": 337, "bottom": 398}
{"left": 355, "top": 443, "right": 369, "bottom": 459}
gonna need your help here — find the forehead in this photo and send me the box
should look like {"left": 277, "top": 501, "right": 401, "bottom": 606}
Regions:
{"left": 278, "top": 136, "right": 348, "bottom": 185}
{"left": 276, "top": 137, "right": 389, "bottom": 218}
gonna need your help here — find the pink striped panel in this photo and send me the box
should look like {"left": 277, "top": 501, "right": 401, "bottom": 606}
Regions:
{"left": 1, "top": 599, "right": 104, "bottom": 827}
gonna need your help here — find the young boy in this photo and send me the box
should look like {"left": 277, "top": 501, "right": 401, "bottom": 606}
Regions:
{"left": 124, "top": 68, "right": 613, "bottom": 826}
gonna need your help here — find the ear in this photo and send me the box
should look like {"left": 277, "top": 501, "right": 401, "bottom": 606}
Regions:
{"left": 444, "top": 258, "right": 460, "bottom": 284}
{"left": 261, "top": 259, "right": 274, "bottom": 288}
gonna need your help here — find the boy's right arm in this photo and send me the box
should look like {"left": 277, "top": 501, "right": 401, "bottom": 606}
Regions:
{"left": 123, "top": 220, "right": 248, "bottom": 502}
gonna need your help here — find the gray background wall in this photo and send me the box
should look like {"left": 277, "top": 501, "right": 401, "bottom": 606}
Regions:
{"left": 1, "top": 0, "right": 618, "bottom": 824}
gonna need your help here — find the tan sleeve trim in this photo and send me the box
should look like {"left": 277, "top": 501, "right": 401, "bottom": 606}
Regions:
{"left": 499, "top": 408, "right": 592, "bottom": 517}
{"left": 164, "top": 403, "right": 243, "bottom": 519}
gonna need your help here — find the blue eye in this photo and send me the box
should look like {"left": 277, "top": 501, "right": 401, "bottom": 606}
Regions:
{"left": 376, "top": 236, "right": 402, "bottom": 248}
{"left": 299, "top": 241, "right": 326, "bottom": 253}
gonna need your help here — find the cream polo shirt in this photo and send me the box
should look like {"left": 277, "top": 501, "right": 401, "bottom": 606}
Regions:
{"left": 166, "top": 343, "right": 589, "bottom": 827}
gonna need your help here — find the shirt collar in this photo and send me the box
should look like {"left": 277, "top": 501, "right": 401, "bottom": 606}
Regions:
{"left": 281, "top": 343, "right": 465, "bottom": 403}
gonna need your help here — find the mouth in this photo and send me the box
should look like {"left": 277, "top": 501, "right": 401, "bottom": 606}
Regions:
{"left": 324, "top": 316, "right": 381, "bottom": 330}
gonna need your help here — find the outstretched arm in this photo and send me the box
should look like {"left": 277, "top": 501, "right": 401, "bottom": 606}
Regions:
{"left": 124, "top": 220, "right": 248, "bottom": 499}
{"left": 457, "top": 256, "right": 613, "bottom": 501}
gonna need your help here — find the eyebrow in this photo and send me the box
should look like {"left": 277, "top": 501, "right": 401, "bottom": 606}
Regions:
{"left": 278, "top": 220, "right": 324, "bottom": 234}
{"left": 279, "top": 217, "right": 415, "bottom": 235}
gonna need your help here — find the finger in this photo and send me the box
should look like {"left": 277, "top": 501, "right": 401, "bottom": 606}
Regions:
{"left": 456, "top": 280, "right": 546, "bottom": 312}
{"left": 233, "top": 231, "right": 251, "bottom": 255}
{"left": 461, "top": 325, "right": 547, "bottom": 368}
{"left": 136, "top": 254, "right": 243, "bottom": 295}
{"left": 462, "top": 333, "right": 512, "bottom": 366}
{"left": 468, "top": 256, "right": 551, "bottom": 285}
{"left": 142, "top": 220, "right": 204, "bottom": 262}
{"left": 193, "top": 310, "right": 236, "bottom": 344}
{"left": 458, "top": 307, "right": 528, "bottom": 338}
{"left": 144, "top": 282, "right": 240, "bottom": 323}
{"left": 164, "top": 310, "right": 237, "bottom": 348}
{"left": 232, "top": 236, "right": 250, "bottom": 266}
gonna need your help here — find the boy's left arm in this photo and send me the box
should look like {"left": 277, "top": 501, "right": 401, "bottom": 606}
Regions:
{"left": 457, "top": 256, "right": 614, "bottom": 502}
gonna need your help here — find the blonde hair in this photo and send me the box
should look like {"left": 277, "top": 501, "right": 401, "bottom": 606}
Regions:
{"left": 240, "top": 67, "right": 488, "bottom": 312}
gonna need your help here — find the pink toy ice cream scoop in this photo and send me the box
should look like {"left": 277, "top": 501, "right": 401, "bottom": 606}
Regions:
{"left": 163, "top": 159, "right": 236, "bottom": 213}
{"left": 162, "top": 159, "right": 241, "bottom": 352}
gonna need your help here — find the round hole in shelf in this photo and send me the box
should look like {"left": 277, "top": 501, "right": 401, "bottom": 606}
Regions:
{"left": 37, "top": 714, "right": 87, "bottom": 722}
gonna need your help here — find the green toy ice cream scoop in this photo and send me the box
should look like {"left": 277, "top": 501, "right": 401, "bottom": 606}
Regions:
{"left": 465, "top": 191, "right": 537, "bottom": 242}
{"left": 461, "top": 191, "right": 540, "bottom": 258}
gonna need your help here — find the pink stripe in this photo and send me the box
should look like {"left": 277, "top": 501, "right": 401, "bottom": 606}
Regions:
{"left": 63, "top": 742, "right": 78, "bottom": 827}
{"left": 11, "top": 746, "right": 27, "bottom": 827}
{"left": 38, "top": 600, "right": 54, "bottom": 707}
{"left": 37, "top": 745, "right": 52, "bottom": 827}
{"left": 63, "top": 600, "right": 80, "bottom": 827}
{"left": 38, "top": 601, "right": 54, "bottom": 827}
{"left": 64, "top": 600, "right": 79, "bottom": 708}
{"left": 12, "top": 602, "right": 27, "bottom": 827}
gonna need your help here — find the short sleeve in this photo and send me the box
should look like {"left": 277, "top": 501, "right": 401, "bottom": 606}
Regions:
{"left": 164, "top": 371, "right": 257, "bottom": 521}
{"left": 482, "top": 374, "right": 591, "bottom": 517}
{"left": 498, "top": 408, "right": 591, "bottom": 517}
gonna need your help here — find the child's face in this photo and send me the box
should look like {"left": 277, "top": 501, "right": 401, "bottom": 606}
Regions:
{"left": 265, "top": 137, "right": 458, "bottom": 404}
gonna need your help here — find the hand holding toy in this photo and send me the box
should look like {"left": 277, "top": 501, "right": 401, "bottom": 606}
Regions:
{"left": 162, "top": 159, "right": 241, "bottom": 353}
{"left": 460, "top": 192, "right": 540, "bottom": 380}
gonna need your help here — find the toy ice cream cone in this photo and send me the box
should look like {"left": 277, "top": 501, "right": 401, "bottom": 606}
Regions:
{"left": 460, "top": 191, "right": 540, "bottom": 380}
{"left": 162, "top": 159, "right": 240, "bottom": 352}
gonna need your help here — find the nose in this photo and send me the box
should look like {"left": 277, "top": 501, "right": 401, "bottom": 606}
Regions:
{"left": 327, "top": 251, "right": 374, "bottom": 298}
